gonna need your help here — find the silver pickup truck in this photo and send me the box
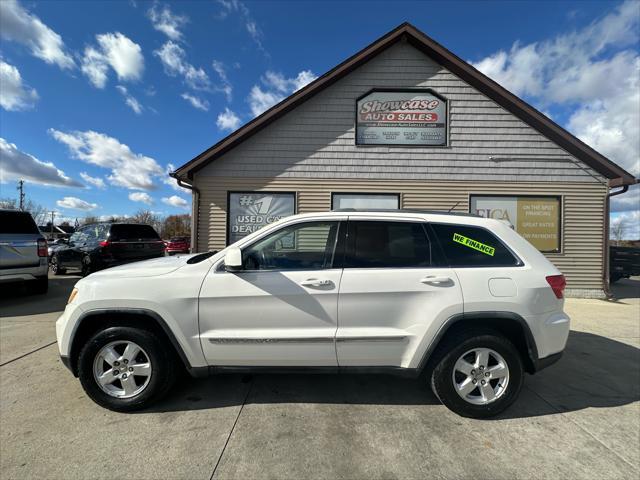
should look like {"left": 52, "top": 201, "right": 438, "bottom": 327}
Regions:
{"left": 0, "top": 209, "right": 49, "bottom": 294}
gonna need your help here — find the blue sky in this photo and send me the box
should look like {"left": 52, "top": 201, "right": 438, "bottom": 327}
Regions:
{"left": 0, "top": 0, "right": 638, "bottom": 236}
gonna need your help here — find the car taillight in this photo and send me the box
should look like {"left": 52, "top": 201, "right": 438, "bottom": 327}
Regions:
{"left": 546, "top": 275, "right": 566, "bottom": 299}
{"left": 99, "top": 241, "right": 110, "bottom": 247}
{"left": 37, "top": 239, "right": 47, "bottom": 257}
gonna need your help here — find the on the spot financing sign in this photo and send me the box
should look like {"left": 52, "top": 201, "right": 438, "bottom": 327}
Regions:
{"left": 470, "top": 196, "right": 561, "bottom": 252}
{"left": 356, "top": 90, "right": 447, "bottom": 146}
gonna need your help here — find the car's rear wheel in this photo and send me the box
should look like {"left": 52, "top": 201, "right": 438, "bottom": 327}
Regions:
{"left": 81, "top": 255, "right": 93, "bottom": 277}
{"left": 77, "top": 327, "right": 177, "bottom": 412}
{"left": 429, "top": 330, "right": 523, "bottom": 418}
{"left": 50, "top": 256, "right": 66, "bottom": 275}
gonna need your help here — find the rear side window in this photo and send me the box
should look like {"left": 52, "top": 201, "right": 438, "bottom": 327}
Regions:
{"left": 110, "top": 224, "right": 160, "bottom": 241}
{"left": 345, "top": 221, "right": 430, "bottom": 268}
{"left": 430, "top": 223, "right": 520, "bottom": 267}
{"left": 0, "top": 211, "right": 39, "bottom": 234}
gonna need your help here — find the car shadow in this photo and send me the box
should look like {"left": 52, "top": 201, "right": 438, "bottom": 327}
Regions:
{"left": 0, "top": 275, "right": 80, "bottom": 317}
{"left": 609, "top": 276, "right": 640, "bottom": 302}
{"left": 139, "top": 330, "right": 639, "bottom": 419}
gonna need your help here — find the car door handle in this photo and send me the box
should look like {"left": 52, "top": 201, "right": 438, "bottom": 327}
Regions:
{"left": 420, "top": 275, "right": 452, "bottom": 285}
{"left": 300, "top": 278, "right": 334, "bottom": 288}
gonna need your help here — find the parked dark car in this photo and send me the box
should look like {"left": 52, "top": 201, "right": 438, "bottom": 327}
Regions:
{"left": 165, "top": 236, "right": 190, "bottom": 255}
{"left": 610, "top": 245, "right": 640, "bottom": 283}
{"left": 50, "top": 223, "right": 165, "bottom": 276}
{"left": 47, "top": 238, "right": 69, "bottom": 258}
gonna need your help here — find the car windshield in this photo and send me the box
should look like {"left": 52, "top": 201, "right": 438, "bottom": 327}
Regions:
{"left": 0, "top": 211, "right": 39, "bottom": 234}
{"left": 110, "top": 224, "right": 160, "bottom": 241}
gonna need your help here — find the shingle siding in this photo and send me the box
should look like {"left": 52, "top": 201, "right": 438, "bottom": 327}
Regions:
{"left": 197, "top": 42, "right": 604, "bottom": 184}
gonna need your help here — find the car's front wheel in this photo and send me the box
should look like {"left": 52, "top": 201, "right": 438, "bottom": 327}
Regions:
{"left": 77, "top": 327, "right": 177, "bottom": 412}
{"left": 430, "top": 330, "right": 523, "bottom": 418}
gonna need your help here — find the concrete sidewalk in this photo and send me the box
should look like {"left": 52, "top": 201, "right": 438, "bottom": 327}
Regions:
{"left": 1, "top": 276, "right": 638, "bottom": 479}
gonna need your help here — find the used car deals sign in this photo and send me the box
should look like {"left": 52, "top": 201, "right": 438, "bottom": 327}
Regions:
{"left": 470, "top": 195, "right": 561, "bottom": 252}
{"left": 356, "top": 90, "right": 447, "bottom": 146}
{"left": 228, "top": 192, "right": 295, "bottom": 243}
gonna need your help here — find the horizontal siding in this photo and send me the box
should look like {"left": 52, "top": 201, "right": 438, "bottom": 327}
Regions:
{"left": 198, "top": 41, "right": 604, "bottom": 184}
{"left": 194, "top": 177, "right": 607, "bottom": 291}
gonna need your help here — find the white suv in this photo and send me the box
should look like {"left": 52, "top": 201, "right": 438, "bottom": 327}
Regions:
{"left": 56, "top": 210, "right": 570, "bottom": 418}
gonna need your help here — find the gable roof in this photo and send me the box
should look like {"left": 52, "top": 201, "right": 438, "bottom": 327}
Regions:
{"left": 173, "top": 22, "right": 637, "bottom": 187}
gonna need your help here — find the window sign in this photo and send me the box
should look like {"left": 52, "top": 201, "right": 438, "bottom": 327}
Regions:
{"left": 332, "top": 193, "right": 399, "bottom": 210}
{"left": 470, "top": 195, "right": 561, "bottom": 252}
{"left": 356, "top": 89, "right": 447, "bottom": 146}
{"left": 228, "top": 192, "right": 295, "bottom": 244}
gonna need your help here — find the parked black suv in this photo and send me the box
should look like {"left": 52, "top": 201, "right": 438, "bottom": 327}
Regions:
{"left": 610, "top": 245, "right": 640, "bottom": 283}
{"left": 50, "top": 223, "right": 165, "bottom": 276}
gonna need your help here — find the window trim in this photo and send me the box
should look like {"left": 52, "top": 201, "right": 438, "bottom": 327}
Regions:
{"left": 226, "top": 191, "right": 297, "bottom": 246}
{"left": 344, "top": 219, "right": 433, "bottom": 270}
{"left": 331, "top": 192, "right": 401, "bottom": 210}
{"left": 234, "top": 220, "right": 344, "bottom": 273}
{"left": 427, "top": 222, "right": 524, "bottom": 269}
{"left": 468, "top": 194, "right": 563, "bottom": 254}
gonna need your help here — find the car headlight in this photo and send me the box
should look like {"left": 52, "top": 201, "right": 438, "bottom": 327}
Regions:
{"left": 67, "top": 288, "right": 78, "bottom": 304}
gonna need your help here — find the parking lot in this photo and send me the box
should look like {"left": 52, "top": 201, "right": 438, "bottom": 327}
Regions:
{"left": 1, "top": 273, "right": 638, "bottom": 480}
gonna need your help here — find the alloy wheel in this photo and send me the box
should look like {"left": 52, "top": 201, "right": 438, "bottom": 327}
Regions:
{"left": 92, "top": 340, "right": 152, "bottom": 398}
{"left": 452, "top": 347, "right": 509, "bottom": 405}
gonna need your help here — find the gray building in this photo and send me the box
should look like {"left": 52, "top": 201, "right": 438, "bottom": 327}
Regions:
{"left": 173, "top": 23, "right": 637, "bottom": 298}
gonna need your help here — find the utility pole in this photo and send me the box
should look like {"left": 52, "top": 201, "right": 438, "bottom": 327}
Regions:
{"left": 17, "top": 180, "right": 25, "bottom": 210}
{"left": 50, "top": 211, "right": 55, "bottom": 239}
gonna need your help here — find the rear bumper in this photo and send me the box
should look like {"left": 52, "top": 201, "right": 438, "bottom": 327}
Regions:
{"left": 0, "top": 261, "right": 48, "bottom": 283}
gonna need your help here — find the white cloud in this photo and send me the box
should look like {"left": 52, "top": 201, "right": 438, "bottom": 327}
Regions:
{"left": 162, "top": 195, "right": 189, "bottom": 209}
{"left": 216, "top": 0, "right": 265, "bottom": 53}
{"left": 56, "top": 196, "right": 98, "bottom": 211}
{"left": 49, "top": 129, "right": 163, "bottom": 190}
{"left": 0, "top": 59, "right": 38, "bottom": 111}
{"left": 154, "top": 41, "right": 210, "bottom": 90}
{"left": 181, "top": 92, "right": 209, "bottom": 111}
{"left": 163, "top": 163, "right": 191, "bottom": 192}
{"left": 212, "top": 60, "right": 232, "bottom": 100}
{"left": 147, "top": 3, "right": 188, "bottom": 41}
{"left": 611, "top": 210, "right": 640, "bottom": 239}
{"left": 80, "top": 172, "right": 106, "bottom": 189}
{"left": 248, "top": 70, "right": 317, "bottom": 116}
{"left": 0, "top": 0, "right": 75, "bottom": 69}
{"left": 611, "top": 184, "right": 640, "bottom": 213}
{"left": 216, "top": 107, "right": 241, "bottom": 131}
{"left": 116, "top": 85, "right": 143, "bottom": 114}
{"left": 129, "top": 191, "right": 153, "bottom": 205}
{"left": 472, "top": 0, "right": 640, "bottom": 177}
{"left": 81, "top": 32, "right": 144, "bottom": 88}
{"left": 0, "top": 137, "right": 82, "bottom": 187}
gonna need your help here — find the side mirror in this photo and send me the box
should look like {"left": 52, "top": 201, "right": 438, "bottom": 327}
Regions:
{"left": 224, "top": 247, "right": 243, "bottom": 272}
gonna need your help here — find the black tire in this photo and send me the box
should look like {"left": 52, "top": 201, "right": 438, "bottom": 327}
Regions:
{"left": 77, "top": 326, "right": 177, "bottom": 412}
{"left": 429, "top": 329, "right": 523, "bottom": 419}
{"left": 30, "top": 276, "right": 48, "bottom": 294}
{"left": 81, "top": 255, "right": 93, "bottom": 277}
{"left": 50, "top": 256, "right": 66, "bottom": 275}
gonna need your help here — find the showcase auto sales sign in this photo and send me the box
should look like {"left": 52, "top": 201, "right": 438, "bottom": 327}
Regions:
{"left": 356, "top": 90, "right": 447, "bottom": 146}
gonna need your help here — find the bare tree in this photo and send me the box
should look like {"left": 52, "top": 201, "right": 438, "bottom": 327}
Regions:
{"left": 161, "top": 214, "right": 191, "bottom": 239}
{"left": 610, "top": 217, "right": 629, "bottom": 245}
{"left": 0, "top": 197, "right": 48, "bottom": 224}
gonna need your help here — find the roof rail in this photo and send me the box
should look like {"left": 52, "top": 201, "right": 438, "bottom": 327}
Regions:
{"left": 331, "top": 208, "right": 481, "bottom": 217}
